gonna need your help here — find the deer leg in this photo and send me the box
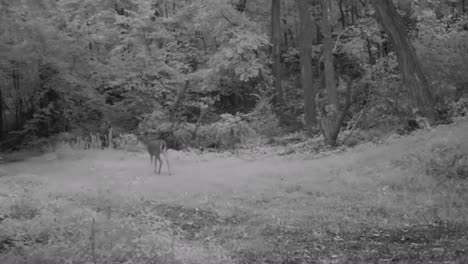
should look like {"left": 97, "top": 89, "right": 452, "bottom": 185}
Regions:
{"left": 157, "top": 156, "right": 163, "bottom": 174}
{"left": 162, "top": 152, "right": 171, "bottom": 176}
{"left": 154, "top": 156, "right": 159, "bottom": 173}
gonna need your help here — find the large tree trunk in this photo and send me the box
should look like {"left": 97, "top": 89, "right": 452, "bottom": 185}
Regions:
{"left": 271, "top": 0, "right": 284, "bottom": 106}
{"left": 319, "top": 0, "right": 351, "bottom": 146}
{"left": 319, "top": 79, "right": 352, "bottom": 146}
{"left": 295, "top": 0, "right": 317, "bottom": 133}
{"left": 372, "top": 0, "right": 437, "bottom": 121}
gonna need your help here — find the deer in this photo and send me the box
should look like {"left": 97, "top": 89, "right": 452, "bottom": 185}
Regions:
{"left": 138, "top": 134, "right": 172, "bottom": 175}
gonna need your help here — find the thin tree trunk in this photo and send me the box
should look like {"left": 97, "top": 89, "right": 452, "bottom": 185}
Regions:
{"left": 271, "top": 0, "right": 284, "bottom": 106}
{"left": 12, "top": 66, "right": 23, "bottom": 130}
{"left": 351, "top": 0, "right": 358, "bottom": 25}
{"left": 372, "top": 0, "right": 437, "bottom": 121}
{"left": 338, "top": 0, "right": 346, "bottom": 28}
{"left": 321, "top": 0, "right": 338, "bottom": 108}
{"left": 366, "top": 37, "right": 375, "bottom": 65}
{"left": 295, "top": 0, "right": 317, "bottom": 133}
{"left": 0, "top": 88, "right": 3, "bottom": 140}
{"left": 170, "top": 80, "right": 190, "bottom": 130}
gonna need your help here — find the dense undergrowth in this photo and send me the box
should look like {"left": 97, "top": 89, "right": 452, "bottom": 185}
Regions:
{"left": 0, "top": 119, "right": 467, "bottom": 263}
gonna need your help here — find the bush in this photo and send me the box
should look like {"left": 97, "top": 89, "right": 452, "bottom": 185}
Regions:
{"left": 395, "top": 142, "right": 468, "bottom": 181}
{"left": 447, "top": 96, "right": 468, "bottom": 120}
{"left": 425, "top": 143, "right": 468, "bottom": 180}
{"left": 244, "top": 93, "right": 282, "bottom": 137}
{"left": 196, "top": 114, "right": 256, "bottom": 150}
{"left": 113, "top": 133, "right": 141, "bottom": 152}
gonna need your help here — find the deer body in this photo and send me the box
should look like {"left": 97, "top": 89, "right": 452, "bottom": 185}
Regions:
{"left": 140, "top": 138, "right": 171, "bottom": 175}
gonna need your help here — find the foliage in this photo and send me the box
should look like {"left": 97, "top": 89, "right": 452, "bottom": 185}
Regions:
{"left": 0, "top": 0, "right": 466, "bottom": 150}
{"left": 194, "top": 113, "right": 256, "bottom": 150}
{"left": 447, "top": 96, "right": 468, "bottom": 119}
{"left": 243, "top": 92, "right": 282, "bottom": 137}
{"left": 394, "top": 137, "right": 468, "bottom": 182}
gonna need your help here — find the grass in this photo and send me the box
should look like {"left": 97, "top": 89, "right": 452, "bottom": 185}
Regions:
{"left": 0, "top": 119, "right": 468, "bottom": 263}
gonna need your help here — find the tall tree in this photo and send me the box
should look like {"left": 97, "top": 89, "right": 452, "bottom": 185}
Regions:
{"left": 372, "top": 0, "right": 437, "bottom": 121}
{"left": 271, "top": 0, "right": 284, "bottom": 106}
{"left": 319, "top": 0, "right": 352, "bottom": 146}
{"left": 295, "top": 0, "right": 317, "bottom": 133}
{"left": 321, "top": 0, "right": 338, "bottom": 108}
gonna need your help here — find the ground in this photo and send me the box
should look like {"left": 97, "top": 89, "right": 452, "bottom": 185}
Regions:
{"left": 1, "top": 119, "right": 468, "bottom": 264}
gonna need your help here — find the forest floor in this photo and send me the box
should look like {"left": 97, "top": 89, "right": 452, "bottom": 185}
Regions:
{"left": 1, "top": 119, "right": 468, "bottom": 264}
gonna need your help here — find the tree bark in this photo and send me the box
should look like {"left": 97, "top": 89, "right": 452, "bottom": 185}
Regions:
{"left": 271, "top": 0, "right": 284, "bottom": 106}
{"left": 0, "top": 88, "right": 3, "bottom": 140}
{"left": 338, "top": 0, "right": 346, "bottom": 28}
{"left": 319, "top": 0, "right": 353, "bottom": 146}
{"left": 319, "top": 79, "right": 352, "bottom": 146}
{"left": 372, "top": 0, "right": 437, "bottom": 121}
{"left": 321, "top": 0, "right": 338, "bottom": 108}
{"left": 295, "top": 0, "right": 317, "bottom": 133}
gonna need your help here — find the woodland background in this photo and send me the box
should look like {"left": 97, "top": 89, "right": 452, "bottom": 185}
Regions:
{"left": 0, "top": 0, "right": 467, "bottom": 152}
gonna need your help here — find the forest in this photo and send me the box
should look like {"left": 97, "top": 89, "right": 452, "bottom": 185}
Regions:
{"left": 0, "top": 0, "right": 468, "bottom": 263}
{"left": 0, "top": 0, "right": 466, "bottom": 151}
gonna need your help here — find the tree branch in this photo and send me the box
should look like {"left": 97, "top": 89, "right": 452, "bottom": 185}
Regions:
{"left": 221, "top": 11, "right": 238, "bottom": 26}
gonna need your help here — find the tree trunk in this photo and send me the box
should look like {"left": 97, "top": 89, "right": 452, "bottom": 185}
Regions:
{"left": 170, "top": 80, "right": 190, "bottom": 130}
{"left": 321, "top": 0, "right": 338, "bottom": 108}
{"left": 372, "top": 0, "right": 437, "bottom": 121}
{"left": 338, "top": 0, "right": 346, "bottom": 28}
{"left": 0, "top": 88, "right": 3, "bottom": 140}
{"left": 271, "top": 0, "right": 284, "bottom": 106}
{"left": 319, "top": 0, "right": 352, "bottom": 146}
{"left": 191, "top": 107, "right": 207, "bottom": 142}
{"left": 319, "top": 79, "right": 352, "bottom": 146}
{"left": 351, "top": 0, "right": 358, "bottom": 25}
{"left": 295, "top": 0, "right": 317, "bottom": 133}
{"left": 366, "top": 37, "right": 376, "bottom": 65}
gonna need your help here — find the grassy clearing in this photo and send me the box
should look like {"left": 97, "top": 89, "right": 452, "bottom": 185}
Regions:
{"left": 1, "top": 119, "right": 468, "bottom": 263}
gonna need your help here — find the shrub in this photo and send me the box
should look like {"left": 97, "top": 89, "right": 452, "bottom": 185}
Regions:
{"left": 395, "top": 142, "right": 468, "bottom": 181}
{"left": 447, "top": 96, "right": 468, "bottom": 119}
{"left": 196, "top": 114, "right": 256, "bottom": 150}
{"left": 113, "top": 133, "right": 141, "bottom": 152}
{"left": 425, "top": 143, "right": 468, "bottom": 180}
{"left": 244, "top": 93, "right": 282, "bottom": 137}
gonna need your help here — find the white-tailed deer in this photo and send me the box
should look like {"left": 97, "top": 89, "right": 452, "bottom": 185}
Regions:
{"left": 138, "top": 136, "right": 171, "bottom": 175}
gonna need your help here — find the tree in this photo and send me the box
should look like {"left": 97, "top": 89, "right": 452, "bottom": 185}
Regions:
{"left": 322, "top": 0, "right": 338, "bottom": 108}
{"left": 372, "top": 0, "right": 437, "bottom": 121}
{"left": 271, "top": 0, "right": 284, "bottom": 106}
{"left": 319, "top": 0, "right": 352, "bottom": 146}
{"left": 295, "top": 0, "right": 317, "bottom": 133}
